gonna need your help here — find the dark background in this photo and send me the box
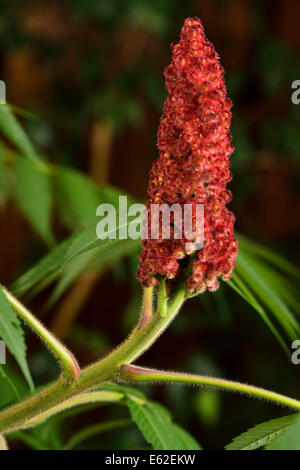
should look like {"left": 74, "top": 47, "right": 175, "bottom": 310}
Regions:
{"left": 0, "top": 0, "right": 300, "bottom": 450}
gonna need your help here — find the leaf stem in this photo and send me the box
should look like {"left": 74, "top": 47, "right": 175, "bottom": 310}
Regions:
{"left": 121, "top": 365, "right": 300, "bottom": 411}
{"left": 2, "top": 287, "right": 80, "bottom": 382}
{"left": 0, "top": 284, "right": 186, "bottom": 433}
{"left": 23, "top": 391, "right": 124, "bottom": 429}
{"left": 138, "top": 286, "right": 154, "bottom": 328}
{"left": 157, "top": 278, "right": 168, "bottom": 317}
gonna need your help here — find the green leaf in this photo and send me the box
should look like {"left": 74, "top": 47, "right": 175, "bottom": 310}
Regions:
{"left": 226, "top": 236, "right": 300, "bottom": 348}
{"left": 0, "top": 363, "right": 29, "bottom": 409}
{"left": 0, "top": 286, "right": 33, "bottom": 390}
{"left": 171, "top": 424, "right": 202, "bottom": 450}
{"left": 10, "top": 169, "right": 140, "bottom": 301}
{"left": 43, "top": 251, "right": 97, "bottom": 311}
{"left": 0, "top": 141, "right": 11, "bottom": 208}
{"left": 10, "top": 228, "right": 139, "bottom": 305}
{"left": 227, "top": 273, "right": 289, "bottom": 354}
{"left": 235, "top": 250, "right": 300, "bottom": 339}
{"left": 46, "top": 238, "right": 139, "bottom": 309}
{"left": 12, "top": 409, "right": 65, "bottom": 450}
{"left": 101, "top": 383, "right": 201, "bottom": 450}
{"left": 14, "top": 155, "right": 54, "bottom": 245}
{"left": 237, "top": 234, "right": 300, "bottom": 279}
{"left": 126, "top": 396, "right": 201, "bottom": 450}
{"left": 0, "top": 365, "right": 19, "bottom": 408}
{"left": 266, "top": 414, "right": 300, "bottom": 450}
{"left": 53, "top": 166, "right": 133, "bottom": 229}
{"left": 225, "top": 414, "right": 298, "bottom": 450}
{"left": 63, "top": 224, "right": 118, "bottom": 266}
{"left": 53, "top": 167, "right": 102, "bottom": 229}
{"left": 253, "top": 264, "right": 300, "bottom": 319}
{"left": 0, "top": 104, "right": 47, "bottom": 170}
{"left": 10, "top": 238, "right": 72, "bottom": 298}
{"left": 63, "top": 216, "right": 140, "bottom": 267}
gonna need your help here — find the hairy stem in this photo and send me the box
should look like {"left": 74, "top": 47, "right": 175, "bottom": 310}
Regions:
{"left": 157, "top": 278, "right": 168, "bottom": 317}
{"left": 3, "top": 287, "right": 80, "bottom": 382}
{"left": 23, "top": 391, "right": 124, "bottom": 429}
{"left": 0, "top": 286, "right": 185, "bottom": 434}
{"left": 121, "top": 365, "right": 300, "bottom": 411}
{"left": 138, "top": 286, "right": 154, "bottom": 328}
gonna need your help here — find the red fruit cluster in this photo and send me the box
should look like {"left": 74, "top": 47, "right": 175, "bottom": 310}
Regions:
{"left": 137, "top": 17, "right": 238, "bottom": 293}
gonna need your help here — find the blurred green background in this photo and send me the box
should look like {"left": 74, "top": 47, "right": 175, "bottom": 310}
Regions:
{"left": 0, "top": 0, "right": 300, "bottom": 450}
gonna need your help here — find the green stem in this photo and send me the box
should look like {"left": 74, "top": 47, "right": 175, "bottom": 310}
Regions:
{"left": 138, "top": 286, "right": 153, "bottom": 328}
{"left": 0, "top": 285, "right": 186, "bottom": 434}
{"left": 157, "top": 278, "right": 168, "bottom": 317}
{"left": 63, "top": 419, "right": 131, "bottom": 450}
{"left": 24, "top": 391, "right": 124, "bottom": 429}
{"left": 3, "top": 287, "right": 80, "bottom": 382}
{"left": 121, "top": 365, "right": 300, "bottom": 411}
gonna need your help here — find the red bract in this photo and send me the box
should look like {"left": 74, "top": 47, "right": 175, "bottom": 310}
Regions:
{"left": 137, "top": 17, "right": 238, "bottom": 293}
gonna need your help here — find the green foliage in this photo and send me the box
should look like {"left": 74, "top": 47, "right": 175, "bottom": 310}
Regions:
{"left": 1, "top": 108, "right": 298, "bottom": 350}
{"left": 232, "top": 234, "right": 300, "bottom": 345}
{"left": 126, "top": 396, "right": 201, "bottom": 450}
{"left": 10, "top": 238, "right": 71, "bottom": 298}
{"left": 99, "top": 384, "right": 201, "bottom": 450}
{"left": 0, "top": 105, "right": 47, "bottom": 170}
{"left": 226, "top": 414, "right": 298, "bottom": 450}
{"left": 266, "top": 414, "right": 300, "bottom": 450}
{"left": 9, "top": 217, "right": 300, "bottom": 349}
{"left": 63, "top": 222, "right": 134, "bottom": 266}
{"left": 8, "top": 382, "right": 201, "bottom": 450}
{"left": 14, "top": 155, "right": 54, "bottom": 245}
{"left": 227, "top": 272, "right": 289, "bottom": 354}
{"left": 237, "top": 234, "right": 300, "bottom": 278}
{"left": 10, "top": 218, "right": 139, "bottom": 308}
{"left": 0, "top": 142, "right": 11, "bottom": 208}
{"left": 0, "top": 366, "right": 19, "bottom": 408}
{"left": 12, "top": 419, "right": 64, "bottom": 450}
{"left": 46, "top": 238, "right": 139, "bottom": 310}
{"left": 0, "top": 286, "right": 33, "bottom": 390}
{"left": 0, "top": 9, "right": 300, "bottom": 448}
{"left": 52, "top": 166, "right": 105, "bottom": 229}
{"left": 228, "top": 413, "right": 300, "bottom": 451}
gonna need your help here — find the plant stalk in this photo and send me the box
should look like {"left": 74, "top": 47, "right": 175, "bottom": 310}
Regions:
{"left": 121, "top": 365, "right": 300, "bottom": 411}
{"left": 0, "top": 286, "right": 186, "bottom": 434}
{"left": 138, "top": 286, "right": 154, "bottom": 328}
{"left": 3, "top": 287, "right": 80, "bottom": 382}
